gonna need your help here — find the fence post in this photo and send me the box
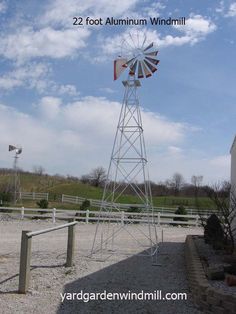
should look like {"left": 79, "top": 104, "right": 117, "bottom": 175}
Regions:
{"left": 86, "top": 210, "right": 89, "bottom": 224}
{"left": 18, "top": 231, "right": 32, "bottom": 294}
{"left": 33, "top": 192, "right": 35, "bottom": 200}
{"left": 46, "top": 193, "right": 49, "bottom": 201}
{"left": 21, "top": 207, "right": 25, "bottom": 219}
{"left": 52, "top": 208, "right": 56, "bottom": 223}
{"left": 121, "top": 211, "right": 125, "bottom": 226}
{"left": 157, "top": 212, "right": 161, "bottom": 226}
{"left": 66, "top": 220, "right": 75, "bottom": 267}
{"left": 62, "top": 194, "right": 64, "bottom": 203}
{"left": 195, "top": 215, "right": 199, "bottom": 227}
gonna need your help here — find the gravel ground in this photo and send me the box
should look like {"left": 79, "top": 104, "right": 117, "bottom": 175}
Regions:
{"left": 0, "top": 217, "right": 203, "bottom": 314}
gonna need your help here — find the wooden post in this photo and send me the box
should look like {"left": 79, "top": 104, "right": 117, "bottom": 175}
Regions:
{"left": 21, "top": 207, "right": 24, "bottom": 219}
{"left": 52, "top": 208, "right": 56, "bottom": 223}
{"left": 195, "top": 215, "right": 199, "bottom": 227}
{"left": 66, "top": 221, "right": 75, "bottom": 267}
{"left": 86, "top": 210, "right": 89, "bottom": 224}
{"left": 157, "top": 212, "right": 161, "bottom": 226}
{"left": 18, "top": 231, "right": 32, "bottom": 294}
{"left": 121, "top": 211, "right": 125, "bottom": 226}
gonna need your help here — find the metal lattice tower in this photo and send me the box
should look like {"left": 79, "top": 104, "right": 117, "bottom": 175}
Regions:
{"left": 90, "top": 32, "right": 160, "bottom": 259}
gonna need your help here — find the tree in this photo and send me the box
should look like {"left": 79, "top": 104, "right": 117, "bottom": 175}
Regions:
{"left": 171, "top": 173, "right": 185, "bottom": 196}
{"left": 81, "top": 167, "right": 107, "bottom": 187}
{"left": 204, "top": 182, "right": 236, "bottom": 253}
{"left": 33, "top": 165, "right": 45, "bottom": 176}
{"left": 191, "top": 175, "right": 203, "bottom": 189}
{"left": 89, "top": 167, "right": 106, "bottom": 187}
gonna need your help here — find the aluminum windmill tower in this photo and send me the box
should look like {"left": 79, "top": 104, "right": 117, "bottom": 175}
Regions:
{"left": 91, "top": 32, "right": 160, "bottom": 259}
{"left": 9, "top": 145, "right": 22, "bottom": 204}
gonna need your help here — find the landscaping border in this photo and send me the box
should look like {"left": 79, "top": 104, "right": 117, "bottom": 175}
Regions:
{"left": 185, "top": 235, "right": 236, "bottom": 313}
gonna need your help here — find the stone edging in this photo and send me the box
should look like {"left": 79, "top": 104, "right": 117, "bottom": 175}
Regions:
{"left": 185, "top": 235, "right": 236, "bottom": 313}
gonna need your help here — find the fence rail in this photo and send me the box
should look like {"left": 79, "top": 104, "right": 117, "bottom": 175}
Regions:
{"left": 10, "top": 192, "right": 216, "bottom": 216}
{"left": 61, "top": 194, "right": 216, "bottom": 216}
{"left": 18, "top": 221, "right": 77, "bottom": 294}
{"left": 19, "top": 192, "right": 49, "bottom": 201}
{"left": 0, "top": 207, "right": 203, "bottom": 226}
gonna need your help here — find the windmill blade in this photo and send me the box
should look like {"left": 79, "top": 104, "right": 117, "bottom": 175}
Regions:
{"left": 145, "top": 56, "right": 160, "bottom": 65}
{"left": 144, "top": 42, "right": 154, "bottom": 52}
{"left": 141, "top": 33, "right": 147, "bottom": 49}
{"left": 123, "top": 57, "right": 136, "bottom": 68}
{"left": 9, "top": 145, "right": 16, "bottom": 151}
{"left": 137, "top": 61, "right": 144, "bottom": 78}
{"left": 141, "top": 61, "right": 153, "bottom": 78}
{"left": 145, "top": 50, "right": 158, "bottom": 57}
{"left": 129, "top": 60, "right": 138, "bottom": 76}
{"left": 143, "top": 59, "right": 158, "bottom": 74}
{"left": 114, "top": 58, "right": 128, "bottom": 80}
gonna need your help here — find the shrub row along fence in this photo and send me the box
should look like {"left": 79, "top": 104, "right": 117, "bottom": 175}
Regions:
{"left": 0, "top": 207, "right": 201, "bottom": 226}
{"left": 17, "top": 192, "right": 216, "bottom": 216}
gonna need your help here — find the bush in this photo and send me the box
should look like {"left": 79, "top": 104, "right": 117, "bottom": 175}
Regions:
{"left": 204, "top": 214, "right": 225, "bottom": 249}
{"left": 80, "top": 199, "right": 90, "bottom": 211}
{"left": 36, "top": 199, "right": 49, "bottom": 209}
{"left": 173, "top": 205, "right": 188, "bottom": 221}
{"left": 128, "top": 206, "right": 142, "bottom": 213}
{"left": 0, "top": 192, "right": 12, "bottom": 205}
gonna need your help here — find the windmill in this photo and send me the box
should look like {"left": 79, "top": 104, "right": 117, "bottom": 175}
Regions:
{"left": 91, "top": 32, "right": 160, "bottom": 260}
{"left": 9, "top": 145, "right": 22, "bottom": 204}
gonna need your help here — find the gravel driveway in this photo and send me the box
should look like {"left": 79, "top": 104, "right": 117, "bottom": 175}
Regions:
{"left": 0, "top": 217, "right": 203, "bottom": 313}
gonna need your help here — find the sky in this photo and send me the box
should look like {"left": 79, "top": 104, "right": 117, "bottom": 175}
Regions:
{"left": 0, "top": 0, "right": 235, "bottom": 185}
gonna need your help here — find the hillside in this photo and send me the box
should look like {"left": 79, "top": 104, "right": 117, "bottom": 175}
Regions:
{"left": 0, "top": 170, "right": 214, "bottom": 209}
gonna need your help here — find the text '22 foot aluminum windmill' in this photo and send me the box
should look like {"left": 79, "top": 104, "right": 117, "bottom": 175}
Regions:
{"left": 91, "top": 32, "right": 160, "bottom": 260}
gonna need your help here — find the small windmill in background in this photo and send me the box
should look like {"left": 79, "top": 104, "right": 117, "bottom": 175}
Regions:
{"left": 91, "top": 31, "right": 160, "bottom": 259}
{"left": 9, "top": 144, "right": 22, "bottom": 204}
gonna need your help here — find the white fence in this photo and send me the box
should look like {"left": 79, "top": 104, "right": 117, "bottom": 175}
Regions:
{"left": 61, "top": 194, "right": 215, "bottom": 216}
{"left": 13, "top": 192, "right": 216, "bottom": 216}
{"left": 0, "top": 207, "right": 201, "bottom": 226}
{"left": 19, "top": 192, "right": 49, "bottom": 201}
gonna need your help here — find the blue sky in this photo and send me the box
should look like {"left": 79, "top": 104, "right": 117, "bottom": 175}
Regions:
{"left": 0, "top": 0, "right": 235, "bottom": 184}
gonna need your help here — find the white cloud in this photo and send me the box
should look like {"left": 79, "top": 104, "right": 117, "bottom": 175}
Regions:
{"left": 41, "top": 0, "right": 139, "bottom": 26}
{"left": 0, "top": 27, "right": 90, "bottom": 63}
{"left": 0, "top": 1, "right": 6, "bottom": 13}
{"left": 216, "top": 1, "right": 225, "bottom": 13}
{"left": 37, "top": 96, "right": 62, "bottom": 119}
{"left": 97, "top": 16, "right": 216, "bottom": 60}
{"left": 56, "top": 84, "right": 79, "bottom": 96}
{"left": 0, "top": 96, "right": 191, "bottom": 177}
{"left": 0, "top": 98, "right": 229, "bottom": 182}
{"left": 225, "top": 2, "right": 236, "bottom": 17}
{"left": 167, "top": 146, "right": 183, "bottom": 155}
{"left": 174, "top": 14, "right": 217, "bottom": 40}
{"left": 0, "top": 63, "right": 50, "bottom": 92}
{"left": 0, "top": 63, "right": 79, "bottom": 96}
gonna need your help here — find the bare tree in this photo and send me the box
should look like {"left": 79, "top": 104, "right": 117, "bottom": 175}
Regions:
{"left": 87, "top": 167, "right": 107, "bottom": 187}
{"left": 171, "top": 173, "right": 185, "bottom": 196}
{"left": 80, "top": 174, "right": 90, "bottom": 184}
{"left": 191, "top": 175, "right": 203, "bottom": 197}
{"left": 33, "top": 165, "right": 45, "bottom": 176}
{"left": 205, "top": 183, "right": 236, "bottom": 253}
